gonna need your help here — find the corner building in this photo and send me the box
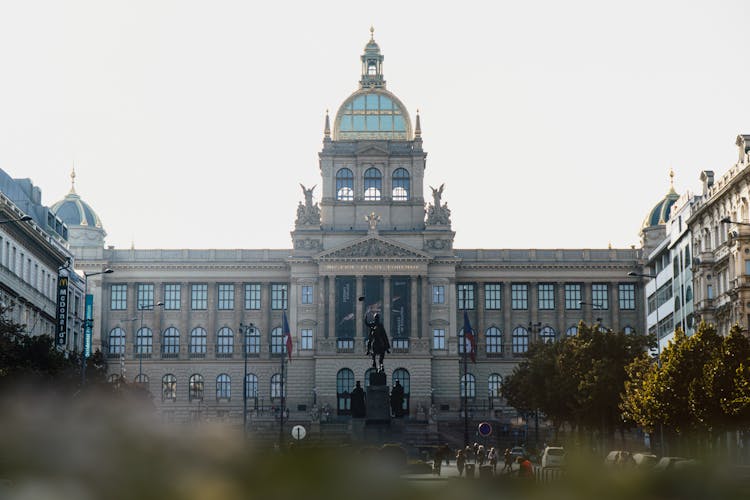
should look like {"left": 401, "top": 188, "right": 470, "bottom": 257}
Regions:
{"left": 57, "top": 34, "right": 645, "bottom": 426}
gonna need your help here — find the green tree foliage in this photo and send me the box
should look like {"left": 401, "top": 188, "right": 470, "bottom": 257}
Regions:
{"left": 621, "top": 321, "right": 750, "bottom": 445}
{"left": 503, "top": 322, "right": 654, "bottom": 438}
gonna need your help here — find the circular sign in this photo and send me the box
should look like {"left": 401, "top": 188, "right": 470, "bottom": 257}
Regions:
{"left": 477, "top": 421, "right": 492, "bottom": 437}
{"left": 291, "top": 424, "right": 307, "bottom": 440}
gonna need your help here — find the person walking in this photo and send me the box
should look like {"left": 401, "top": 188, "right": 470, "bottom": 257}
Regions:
{"left": 477, "top": 444, "right": 485, "bottom": 466}
{"left": 488, "top": 447, "right": 498, "bottom": 474}
{"left": 503, "top": 448, "right": 513, "bottom": 472}
{"left": 456, "top": 449, "right": 466, "bottom": 477}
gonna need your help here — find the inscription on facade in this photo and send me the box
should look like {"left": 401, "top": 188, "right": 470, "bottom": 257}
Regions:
{"left": 321, "top": 263, "right": 422, "bottom": 273}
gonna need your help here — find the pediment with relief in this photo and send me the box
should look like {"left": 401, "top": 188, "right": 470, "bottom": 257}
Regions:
{"left": 316, "top": 236, "right": 431, "bottom": 261}
{"left": 355, "top": 144, "right": 388, "bottom": 156}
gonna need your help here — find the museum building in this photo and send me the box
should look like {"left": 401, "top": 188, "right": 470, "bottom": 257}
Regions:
{"left": 51, "top": 33, "right": 646, "bottom": 424}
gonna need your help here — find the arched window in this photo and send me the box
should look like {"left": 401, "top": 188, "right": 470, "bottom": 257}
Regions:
{"left": 684, "top": 245, "right": 691, "bottom": 265}
{"left": 512, "top": 326, "right": 529, "bottom": 355}
{"left": 108, "top": 327, "right": 125, "bottom": 356}
{"left": 216, "top": 327, "right": 234, "bottom": 357}
{"left": 458, "top": 328, "right": 475, "bottom": 355}
{"left": 566, "top": 325, "right": 578, "bottom": 337}
{"left": 460, "top": 373, "right": 476, "bottom": 398}
{"left": 244, "top": 326, "right": 260, "bottom": 355}
{"left": 488, "top": 373, "right": 503, "bottom": 400}
{"left": 190, "top": 327, "right": 207, "bottom": 356}
{"left": 336, "top": 168, "right": 354, "bottom": 201}
{"left": 135, "top": 373, "right": 149, "bottom": 386}
{"left": 136, "top": 327, "right": 153, "bottom": 356}
{"left": 685, "top": 286, "right": 693, "bottom": 302}
{"left": 162, "top": 327, "right": 180, "bottom": 357}
{"left": 162, "top": 374, "right": 177, "bottom": 401}
{"left": 336, "top": 368, "right": 354, "bottom": 414}
{"left": 485, "top": 326, "right": 503, "bottom": 354}
{"left": 189, "top": 374, "right": 204, "bottom": 401}
{"left": 674, "top": 296, "right": 681, "bottom": 311}
{"left": 623, "top": 326, "right": 635, "bottom": 334}
{"left": 393, "top": 368, "right": 410, "bottom": 413}
{"left": 539, "top": 326, "right": 557, "bottom": 343}
{"left": 245, "top": 373, "right": 258, "bottom": 400}
{"left": 271, "top": 327, "right": 285, "bottom": 355}
{"left": 364, "top": 367, "right": 376, "bottom": 389}
{"left": 392, "top": 168, "right": 410, "bottom": 200}
{"left": 270, "top": 373, "right": 285, "bottom": 399}
{"left": 364, "top": 167, "right": 382, "bottom": 200}
{"left": 216, "top": 374, "right": 231, "bottom": 400}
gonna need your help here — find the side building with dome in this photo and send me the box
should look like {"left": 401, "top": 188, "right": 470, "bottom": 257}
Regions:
{"left": 51, "top": 33, "right": 648, "bottom": 431}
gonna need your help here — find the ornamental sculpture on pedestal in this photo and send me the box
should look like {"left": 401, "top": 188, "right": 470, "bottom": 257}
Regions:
{"left": 426, "top": 183, "right": 451, "bottom": 225}
{"left": 295, "top": 184, "right": 321, "bottom": 226}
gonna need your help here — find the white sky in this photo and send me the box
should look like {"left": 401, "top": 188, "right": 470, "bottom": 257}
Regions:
{"left": 1, "top": 0, "right": 749, "bottom": 250}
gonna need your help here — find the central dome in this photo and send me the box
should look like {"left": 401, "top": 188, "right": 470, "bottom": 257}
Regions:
{"left": 334, "top": 88, "right": 412, "bottom": 141}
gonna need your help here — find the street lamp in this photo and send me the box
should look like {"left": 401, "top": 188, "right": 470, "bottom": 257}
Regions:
{"left": 628, "top": 270, "right": 665, "bottom": 457}
{"left": 136, "top": 300, "right": 164, "bottom": 387}
{"left": 0, "top": 215, "right": 32, "bottom": 224}
{"left": 81, "top": 268, "right": 114, "bottom": 385}
{"left": 239, "top": 322, "right": 255, "bottom": 437}
{"left": 719, "top": 216, "right": 750, "bottom": 226}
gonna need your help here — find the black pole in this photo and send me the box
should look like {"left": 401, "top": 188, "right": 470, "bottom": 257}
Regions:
{"left": 242, "top": 324, "right": 248, "bottom": 437}
{"left": 279, "top": 334, "right": 285, "bottom": 448}
{"left": 463, "top": 325, "right": 469, "bottom": 447}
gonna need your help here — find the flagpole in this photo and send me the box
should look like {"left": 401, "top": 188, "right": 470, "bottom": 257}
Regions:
{"left": 463, "top": 311, "right": 469, "bottom": 447}
{"left": 280, "top": 336, "right": 285, "bottom": 449}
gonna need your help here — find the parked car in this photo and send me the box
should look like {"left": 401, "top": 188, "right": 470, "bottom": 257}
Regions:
{"left": 653, "top": 456, "right": 697, "bottom": 471}
{"left": 541, "top": 446, "right": 566, "bottom": 468}
{"left": 632, "top": 453, "right": 658, "bottom": 468}
{"left": 509, "top": 446, "right": 527, "bottom": 461}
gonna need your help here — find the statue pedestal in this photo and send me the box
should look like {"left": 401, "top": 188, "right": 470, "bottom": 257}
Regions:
{"left": 366, "top": 372, "right": 390, "bottom": 425}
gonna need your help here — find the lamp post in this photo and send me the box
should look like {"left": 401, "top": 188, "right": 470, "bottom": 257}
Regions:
{"left": 0, "top": 215, "right": 32, "bottom": 224}
{"left": 81, "top": 268, "right": 114, "bottom": 385}
{"left": 136, "top": 300, "right": 164, "bottom": 387}
{"left": 627, "top": 270, "right": 665, "bottom": 457}
{"left": 240, "top": 322, "right": 255, "bottom": 437}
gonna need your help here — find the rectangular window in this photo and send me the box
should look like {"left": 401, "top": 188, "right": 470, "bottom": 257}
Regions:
{"left": 271, "top": 283, "right": 288, "bottom": 310}
{"left": 301, "top": 328, "right": 313, "bottom": 350}
{"left": 565, "top": 284, "right": 582, "bottom": 310}
{"left": 432, "top": 328, "right": 445, "bottom": 350}
{"left": 618, "top": 283, "right": 636, "bottom": 310}
{"left": 301, "top": 285, "right": 313, "bottom": 305}
{"left": 111, "top": 284, "right": 127, "bottom": 310}
{"left": 137, "top": 284, "right": 154, "bottom": 310}
{"left": 511, "top": 283, "right": 528, "bottom": 310}
{"left": 217, "top": 284, "right": 234, "bottom": 310}
{"left": 745, "top": 260, "right": 750, "bottom": 275}
{"left": 432, "top": 285, "right": 445, "bottom": 304}
{"left": 592, "top": 283, "right": 609, "bottom": 310}
{"left": 457, "top": 283, "right": 475, "bottom": 310}
{"left": 191, "top": 284, "right": 208, "bottom": 310}
{"left": 244, "top": 283, "right": 261, "bottom": 310}
{"left": 164, "top": 284, "right": 180, "bottom": 310}
{"left": 485, "top": 283, "right": 502, "bottom": 310}
{"left": 707, "top": 284, "right": 713, "bottom": 299}
{"left": 538, "top": 283, "right": 555, "bottom": 310}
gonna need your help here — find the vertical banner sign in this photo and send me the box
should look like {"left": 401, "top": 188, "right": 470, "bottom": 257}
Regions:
{"left": 55, "top": 275, "right": 69, "bottom": 346}
{"left": 391, "top": 277, "right": 410, "bottom": 339}
{"left": 336, "top": 276, "right": 356, "bottom": 338}
{"left": 363, "top": 276, "right": 383, "bottom": 337}
{"left": 84, "top": 294, "right": 94, "bottom": 358}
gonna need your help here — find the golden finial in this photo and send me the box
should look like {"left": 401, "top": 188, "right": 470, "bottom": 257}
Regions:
{"left": 370, "top": 26, "right": 375, "bottom": 41}
{"left": 669, "top": 167, "right": 676, "bottom": 193}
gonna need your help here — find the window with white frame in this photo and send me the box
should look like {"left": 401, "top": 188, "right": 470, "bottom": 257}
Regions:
{"left": 538, "top": 283, "right": 555, "bottom": 310}
{"left": 432, "top": 328, "right": 445, "bottom": 350}
{"left": 432, "top": 285, "right": 445, "bottom": 304}
{"left": 511, "top": 284, "right": 528, "bottom": 310}
{"left": 244, "top": 283, "right": 261, "bottom": 310}
{"left": 217, "top": 284, "right": 234, "bottom": 310}
{"left": 301, "top": 328, "right": 313, "bottom": 350}
{"left": 191, "top": 284, "right": 207, "bottom": 310}
{"left": 164, "top": 284, "right": 180, "bottom": 310}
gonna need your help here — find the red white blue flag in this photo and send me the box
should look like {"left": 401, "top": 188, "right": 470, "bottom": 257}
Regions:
{"left": 463, "top": 310, "right": 476, "bottom": 363}
{"left": 282, "top": 311, "right": 293, "bottom": 362}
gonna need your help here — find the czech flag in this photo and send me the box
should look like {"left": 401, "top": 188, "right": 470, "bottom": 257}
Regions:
{"left": 282, "top": 311, "right": 293, "bottom": 362}
{"left": 463, "top": 310, "right": 476, "bottom": 363}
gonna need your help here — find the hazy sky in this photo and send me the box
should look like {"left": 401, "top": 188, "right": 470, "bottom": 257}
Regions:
{"left": 1, "top": 0, "right": 749, "bottom": 250}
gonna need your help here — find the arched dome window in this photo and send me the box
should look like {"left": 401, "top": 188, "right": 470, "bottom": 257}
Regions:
{"left": 392, "top": 168, "right": 410, "bottom": 201}
{"left": 335, "top": 91, "right": 409, "bottom": 140}
{"left": 336, "top": 168, "right": 354, "bottom": 201}
{"left": 364, "top": 168, "right": 382, "bottom": 200}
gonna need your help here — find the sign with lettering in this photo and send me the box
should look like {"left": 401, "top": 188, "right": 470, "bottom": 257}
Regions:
{"left": 391, "top": 277, "right": 410, "bottom": 339}
{"left": 55, "top": 275, "right": 69, "bottom": 346}
{"left": 336, "top": 276, "right": 356, "bottom": 338}
{"left": 83, "top": 294, "right": 93, "bottom": 357}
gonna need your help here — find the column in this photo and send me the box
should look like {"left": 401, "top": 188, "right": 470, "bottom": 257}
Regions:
{"left": 383, "top": 276, "right": 391, "bottom": 332}
{"left": 261, "top": 282, "right": 271, "bottom": 356}
{"left": 410, "top": 275, "right": 419, "bottom": 339}
{"left": 327, "top": 277, "right": 336, "bottom": 339}
{"left": 318, "top": 276, "right": 327, "bottom": 340}
{"left": 556, "top": 281, "right": 566, "bottom": 337}
{"left": 355, "top": 276, "right": 363, "bottom": 339}
{"left": 503, "top": 282, "right": 511, "bottom": 357}
{"left": 611, "top": 282, "right": 620, "bottom": 332}
{"left": 420, "top": 276, "right": 429, "bottom": 339}
{"left": 529, "top": 281, "right": 538, "bottom": 342}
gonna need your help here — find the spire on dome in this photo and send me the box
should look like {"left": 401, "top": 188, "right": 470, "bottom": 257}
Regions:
{"left": 360, "top": 27, "right": 385, "bottom": 88}
{"left": 415, "top": 109, "right": 421, "bottom": 138}
{"left": 324, "top": 109, "right": 331, "bottom": 138}
{"left": 69, "top": 166, "right": 77, "bottom": 194}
